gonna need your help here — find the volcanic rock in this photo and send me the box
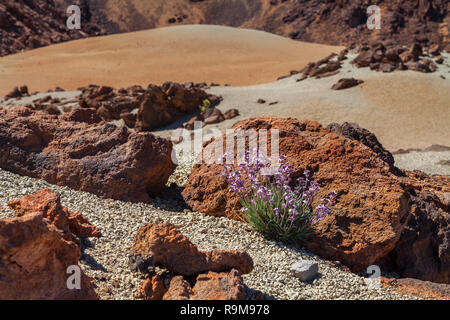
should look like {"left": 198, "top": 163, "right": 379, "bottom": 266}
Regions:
{"left": 8, "top": 188, "right": 101, "bottom": 242}
{"left": 76, "top": 83, "right": 221, "bottom": 130}
{"left": 4, "top": 86, "right": 29, "bottom": 100}
{"left": 130, "top": 223, "right": 253, "bottom": 276}
{"left": 136, "top": 83, "right": 221, "bottom": 131}
{"left": 381, "top": 277, "right": 450, "bottom": 300}
{"left": 188, "top": 269, "right": 245, "bottom": 300}
{"left": 376, "top": 171, "right": 450, "bottom": 284}
{"left": 183, "top": 116, "right": 450, "bottom": 282}
{"left": 137, "top": 269, "right": 245, "bottom": 300}
{"left": 0, "top": 106, "right": 176, "bottom": 203}
{"left": 135, "top": 274, "right": 166, "bottom": 300}
{"left": 0, "top": 192, "right": 99, "bottom": 300}
{"left": 203, "top": 108, "right": 225, "bottom": 125}
{"left": 162, "top": 276, "right": 193, "bottom": 300}
{"left": 182, "top": 117, "right": 411, "bottom": 271}
{"left": 351, "top": 41, "right": 439, "bottom": 73}
{"left": 326, "top": 122, "right": 395, "bottom": 169}
{"left": 331, "top": 78, "right": 363, "bottom": 90}
{"left": 429, "top": 44, "right": 441, "bottom": 56}
{"left": 0, "top": 0, "right": 105, "bottom": 57}
{"left": 224, "top": 108, "right": 240, "bottom": 120}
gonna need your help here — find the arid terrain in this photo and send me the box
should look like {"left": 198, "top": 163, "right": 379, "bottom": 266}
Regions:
{"left": 0, "top": 25, "right": 342, "bottom": 92}
{"left": 0, "top": 0, "right": 449, "bottom": 302}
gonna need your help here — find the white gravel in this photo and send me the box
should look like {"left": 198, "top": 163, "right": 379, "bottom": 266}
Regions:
{"left": 394, "top": 151, "right": 450, "bottom": 175}
{"left": 0, "top": 166, "right": 419, "bottom": 300}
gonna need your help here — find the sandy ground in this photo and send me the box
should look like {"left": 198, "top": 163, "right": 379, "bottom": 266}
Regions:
{"left": 157, "top": 53, "right": 450, "bottom": 152}
{"left": 0, "top": 25, "right": 342, "bottom": 95}
{"left": 0, "top": 25, "right": 448, "bottom": 172}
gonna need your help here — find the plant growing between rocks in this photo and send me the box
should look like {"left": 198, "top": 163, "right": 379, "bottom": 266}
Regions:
{"left": 222, "top": 149, "right": 335, "bottom": 244}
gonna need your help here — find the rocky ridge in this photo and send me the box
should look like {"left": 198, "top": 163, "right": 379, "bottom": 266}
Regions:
{"left": 0, "top": 0, "right": 104, "bottom": 57}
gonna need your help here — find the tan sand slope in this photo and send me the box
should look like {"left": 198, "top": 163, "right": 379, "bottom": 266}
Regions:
{"left": 0, "top": 25, "right": 342, "bottom": 95}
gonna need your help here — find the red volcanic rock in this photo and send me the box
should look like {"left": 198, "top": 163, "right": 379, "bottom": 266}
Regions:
{"left": 224, "top": 109, "right": 240, "bottom": 120}
{"left": 161, "top": 270, "right": 245, "bottom": 300}
{"left": 8, "top": 188, "right": 101, "bottom": 242}
{"left": 137, "top": 270, "right": 245, "bottom": 300}
{"left": 133, "top": 223, "right": 251, "bottom": 300}
{"left": 135, "top": 274, "right": 166, "bottom": 300}
{"left": 182, "top": 116, "right": 450, "bottom": 281}
{"left": 0, "top": 212, "right": 98, "bottom": 300}
{"left": 203, "top": 108, "right": 225, "bottom": 125}
{"left": 184, "top": 107, "right": 238, "bottom": 130}
{"left": 381, "top": 277, "right": 450, "bottom": 300}
{"left": 326, "top": 122, "right": 395, "bottom": 169}
{"left": 136, "top": 85, "right": 182, "bottom": 131}
{"left": 78, "top": 85, "right": 138, "bottom": 122}
{"left": 162, "top": 276, "right": 193, "bottom": 300}
{"left": 136, "top": 83, "right": 221, "bottom": 131}
{"left": 190, "top": 269, "right": 245, "bottom": 300}
{"left": 331, "top": 78, "right": 363, "bottom": 90}
{"left": 182, "top": 117, "right": 411, "bottom": 271}
{"left": 76, "top": 83, "right": 221, "bottom": 130}
{"left": 162, "top": 81, "right": 221, "bottom": 114}
{"left": 376, "top": 171, "right": 450, "bottom": 284}
{"left": 0, "top": 106, "right": 176, "bottom": 203}
{"left": 131, "top": 223, "right": 253, "bottom": 276}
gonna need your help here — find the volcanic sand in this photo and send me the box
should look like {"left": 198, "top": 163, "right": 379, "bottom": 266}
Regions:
{"left": 0, "top": 25, "right": 449, "bottom": 153}
{"left": 0, "top": 24, "right": 342, "bottom": 95}
{"left": 159, "top": 53, "right": 450, "bottom": 152}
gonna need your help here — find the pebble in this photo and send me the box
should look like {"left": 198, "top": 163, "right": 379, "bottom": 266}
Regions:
{"left": 290, "top": 260, "right": 319, "bottom": 282}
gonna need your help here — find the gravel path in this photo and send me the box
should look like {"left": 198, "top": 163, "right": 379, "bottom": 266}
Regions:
{"left": 0, "top": 165, "right": 419, "bottom": 300}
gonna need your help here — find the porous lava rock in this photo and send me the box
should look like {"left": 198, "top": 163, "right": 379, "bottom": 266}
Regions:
{"left": 182, "top": 116, "right": 450, "bottom": 283}
{"left": 162, "top": 270, "right": 245, "bottom": 300}
{"left": 0, "top": 106, "right": 176, "bottom": 203}
{"left": 331, "top": 78, "right": 364, "bottom": 90}
{"left": 132, "top": 223, "right": 252, "bottom": 300}
{"left": 0, "top": 190, "right": 99, "bottom": 300}
{"left": 8, "top": 188, "right": 100, "bottom": 243}
{"left": 182, "top": 117, "right": 411, "bottom": 271}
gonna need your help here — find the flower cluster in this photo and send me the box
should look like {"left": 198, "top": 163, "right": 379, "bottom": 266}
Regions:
{"left": 222, "top": 149, "right": 335, "bottom": 244}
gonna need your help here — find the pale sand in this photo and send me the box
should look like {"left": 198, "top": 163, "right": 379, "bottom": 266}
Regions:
{"left": 160, "top": 53, "right": 450, "bottom": 152}
{"left": 0, "top": 25, "right": 342, "bottom": 95}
